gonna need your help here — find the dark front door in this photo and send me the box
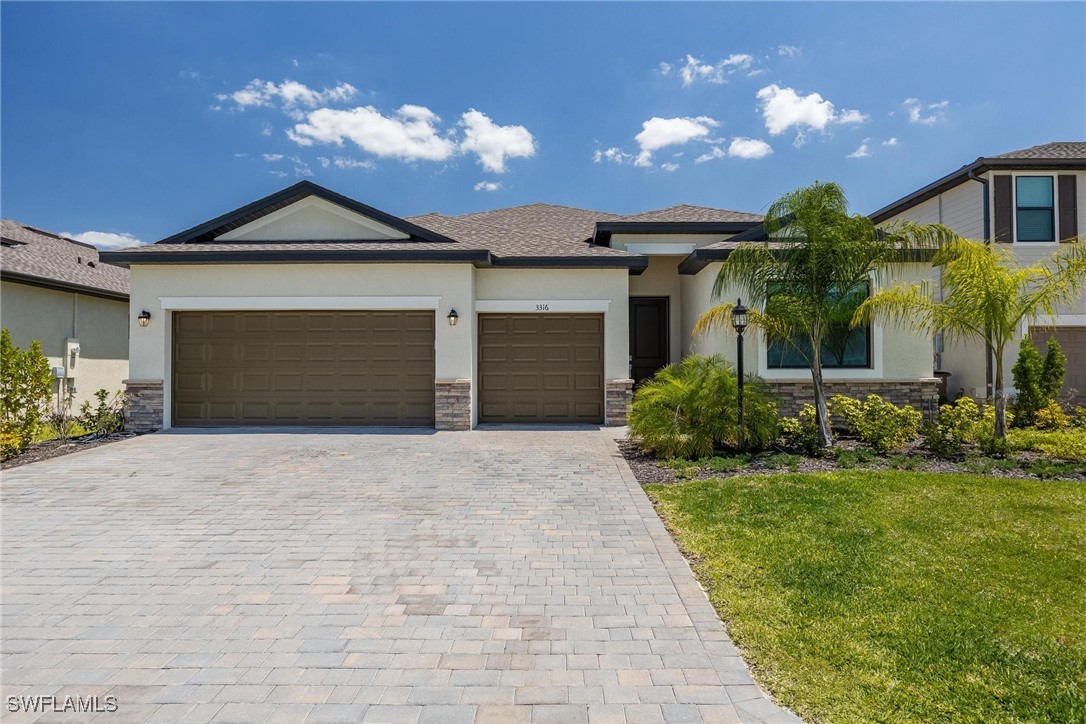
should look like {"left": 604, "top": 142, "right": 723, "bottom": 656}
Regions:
{"left": 630, "top": 297, "right": 669, "bottom": 385}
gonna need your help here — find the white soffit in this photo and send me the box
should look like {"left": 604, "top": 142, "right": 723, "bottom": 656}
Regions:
{"left": 216, "top": 197, "right": 411, "bottom": 241}
{"left": 623, "top": 243, "right": 696, "bottom": 255}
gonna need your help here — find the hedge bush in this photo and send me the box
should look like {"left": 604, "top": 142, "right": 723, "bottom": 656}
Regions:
{"left": 628, "top": 355, "right": 779, "bottom": 459}
{"left": 1, "top": 328, "right": 53, "bottom": 460}
{"left": 829, "top": 394, "right": 922, "bottom": 453}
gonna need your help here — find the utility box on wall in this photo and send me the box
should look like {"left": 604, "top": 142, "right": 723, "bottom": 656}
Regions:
{"left": 64, "top": 338, "right": 80, "bottom": 378}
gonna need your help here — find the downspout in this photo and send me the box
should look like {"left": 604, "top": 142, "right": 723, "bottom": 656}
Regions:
{"left": 967, "top": 166, "right": 994, "bottom": 397}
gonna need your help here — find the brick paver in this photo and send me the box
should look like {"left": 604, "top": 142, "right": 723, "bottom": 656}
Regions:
{"left": 1, "top": 429, "right": 800, "bottom": 723}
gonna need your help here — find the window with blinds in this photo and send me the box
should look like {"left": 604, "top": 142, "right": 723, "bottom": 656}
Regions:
{"left": 1015, "top": 176, "right": 1055, "bottom": 242}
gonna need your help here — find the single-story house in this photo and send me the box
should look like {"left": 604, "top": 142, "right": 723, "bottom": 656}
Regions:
{"left": 872, "top": 141, "right": 1085, "bottom": 403}
{"left": 1, "top": 219, "right": 130, "bottom": 411}
{"left": 101, "top": 180, "right": 940, "bottom": 431}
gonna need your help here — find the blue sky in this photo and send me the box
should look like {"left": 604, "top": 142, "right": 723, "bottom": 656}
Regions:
{"left": 2, "top": 2, "right": 1084, "bottom": 248}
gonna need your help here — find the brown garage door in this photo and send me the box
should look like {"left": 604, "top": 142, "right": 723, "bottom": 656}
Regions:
{"left": 172, "top": 311, "right": 435, "bottom": 426}
{"left": 478, "top": 313, "right": 604, "bottom": 424}
{"left": 1030, "top": 326, "right": 1086, "bottom": 403}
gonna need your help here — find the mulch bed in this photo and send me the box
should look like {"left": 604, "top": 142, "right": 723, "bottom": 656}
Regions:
{"left": 1, "top": 433, "right": 138, "bottom": 470}
{"left": 616, "top": 438, "right": 1085, "bottom": 485}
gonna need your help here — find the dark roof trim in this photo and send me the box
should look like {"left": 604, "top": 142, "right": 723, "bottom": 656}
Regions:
{"left": 1, "top": 271, "right": 129, "bottom": 302}
{"left": 100, "top": 248, "right": 492, "bottom": 267}
{"left": 156, "top": 181, "right": 460, "bottom": 245}
{"left": 593, "top": 220, "right": 760, "bottom": 246}
{"left": 490, "top": 255, "right": 649, "bottom": 273}
{"left": 869, "top": 157, "right": 1086, "bottom": 224}
{"left": 677, "top": 245, "right": 936, "bottom": 276}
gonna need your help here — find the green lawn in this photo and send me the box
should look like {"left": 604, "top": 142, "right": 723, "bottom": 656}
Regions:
{"left": 646, "top": 472, "right": 1086, "bottom": 723}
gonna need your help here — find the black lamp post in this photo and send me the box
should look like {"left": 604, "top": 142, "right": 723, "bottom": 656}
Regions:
{"left": 731, "top": 299, "right": 748, "bottom": 450}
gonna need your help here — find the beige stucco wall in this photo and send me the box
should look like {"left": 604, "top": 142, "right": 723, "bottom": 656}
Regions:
{"left": 0, "top": 280, "right": 129, "bottom": 410}
{"left": 474, "top": 268, "right": 630, "bottom": 381}
{"left": 678, "top": 262, "right": 936, "bottom": 382}
{"left": 628, "top": 257, "right": 683, "bottom": 364}
{"left": 128, "top": 263, "right": 475, "bottom": 427}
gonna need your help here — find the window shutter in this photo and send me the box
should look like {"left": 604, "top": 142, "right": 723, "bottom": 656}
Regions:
{"left": 993, "top": 175, "right": 1013, "bottom": 243}
{"left": 1058, "top": 175, "right": 1078, "bottom": 241}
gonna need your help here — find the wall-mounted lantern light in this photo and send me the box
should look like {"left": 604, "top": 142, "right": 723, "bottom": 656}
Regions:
{"left": 447, "top": 309, "right": 459, "bottom": 326}
{"left": 137, "top": 310, "right": 152, "bottom": 328}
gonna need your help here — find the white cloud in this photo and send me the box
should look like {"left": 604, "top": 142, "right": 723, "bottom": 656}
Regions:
{"left": 593, "top": 147, "right": 633, "bottom": 164}
{"left": 883, "top": 137, "right": 899, "bottom": 146}
{"left": 233, "top": 152, "right": 250, "bottom": 158}
{"left": 660, "top": 162, "right": 680, "bottom": 172}
{"left": 217, "top": 79, "right": 358, "bottom": 110}
{"left": 674, "top": 53, "right": 756, "bottom": 87}
{"left": 262, "top": 153, "right": 284, "bottom": 162}
{"left": 847, "top": 139, "right": 872, "bottom": 158}
{"left": 292, "top": 59, "right": 300, "bottom": 68}
{"left": 178, "top": 69, "right": 199, "bottom": 79}
{"left": 294, "top": 164, "right": 313, "bottom": 177}
{"left": 459, "top": 110, "right": 536, "bottom": 173}
{"left": 695, "top": 137, "right": 773, "bottom": 163}
{"left": 333, "top": 156, "right": 375, "bottom": 170}
{"left": 757, "top": 84, "right": 836, "bottom": 135}
{"left": 837, "top": 108, "right": 869, "bottom": 125}
{"left": 756, "top": 84, "right": 867, "bottom": 141}
{"left": 62, "top": 230, "right": 144, "bottom": 251}
{"left": 727, "top": 137, "right": 773, "bottom": 159}
{"left": 904, "top": 97, "right": 949, "bottom": 125}
{"left": 317, "top": 156, "right": 330, "bottom": 168}
{"left": 473, "top": 180, "right": 502, "bottom": 191}
{"left": 269, "top": 170, "right": 288, "bottom": 178}
{"left": 658, "top": 61, "right": 673, "bottom": 76}
{"left": 634, "top": 116, "right": 718, "bottom": 166}
{"left": 287, "top": 104, "right": 458, "bottom": 162}
{"left": 777, "top": 45, "right": 801, "bottom": 57}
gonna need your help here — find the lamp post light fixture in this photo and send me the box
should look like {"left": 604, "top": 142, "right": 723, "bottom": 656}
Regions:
{"left": 731, "top": 299, "right": 748, "bottom": 451}
{"left": 447, "top": 309, "right": 459, "bottom": 326}
{"left": 137, "top": 310, "right": 152, "bottom": 328}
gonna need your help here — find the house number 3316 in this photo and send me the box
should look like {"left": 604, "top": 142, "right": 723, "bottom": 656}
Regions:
{"left": 535, "top": 303, "right": 550, "bottom": 311}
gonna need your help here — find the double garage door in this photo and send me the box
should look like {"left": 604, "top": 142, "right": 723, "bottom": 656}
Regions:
{"left": 172, "top": 311, "right": 604, "bottom": 427}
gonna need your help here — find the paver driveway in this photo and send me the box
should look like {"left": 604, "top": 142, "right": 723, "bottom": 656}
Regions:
{"left": 2, "top": 429, "right": 798, "bottom": 724}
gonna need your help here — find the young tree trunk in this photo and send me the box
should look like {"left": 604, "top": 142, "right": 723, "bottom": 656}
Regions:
{"left": 993, "top": 348, "right": 1007, "bottom": 439}
{"left": 810, "top": 343, "right": 834, "bottom": 448}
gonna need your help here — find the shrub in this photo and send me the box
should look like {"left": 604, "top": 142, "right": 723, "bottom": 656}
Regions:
{"left": 1007, "top": 428, "right": 1086, "bottom": 462}
{"left": 1034, "top": 400, "right": 1070, "bottom": 431}
{"left": 778, "top": 404, "right": 822, "bottom": 455}
{"left": 628, "top": 355, "right": 779, "bottom": 459}
{"left": 1041, "top": 339, "right": 1066, "bottom": 401}
{"left": 829, "top": 394, "right": 922, "bottom": 453}
{"left": 702, "top": 454, "right": 752, "bottom": 473}
{"left": 1011, "top": 337, "right": 1046, "bottom": 427}
{"left": 887, "top": 454, "right": 924, "bottom": 470}
{"left": 922, "top": 396, "right": 981, "bottom": 457}
{"left": 1025, "top": 458, "right": 1083, "bottom": 480}
{"left": 77, "top": 389, "right": 125, "bottom": 436}
{"left": 760, "top": 452, "right": 802, "bottom": 471}
{"left": 0, "top": 328, "right": 54, "bottom": 460}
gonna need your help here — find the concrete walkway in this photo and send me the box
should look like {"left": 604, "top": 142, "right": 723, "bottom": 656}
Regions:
{"left": 1, "top": 429, "right": 799, "bottom": 723}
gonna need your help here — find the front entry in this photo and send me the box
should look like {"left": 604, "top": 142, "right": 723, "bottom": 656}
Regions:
{"left": 630, "top": 297, "right": 669, "bottom": 385}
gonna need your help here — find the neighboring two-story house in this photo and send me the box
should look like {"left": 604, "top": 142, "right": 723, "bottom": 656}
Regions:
{"left": 871, "top": 142, "right": 1085, "bottom": 403}
{"left": 0, "top": 219, "right": 131, "bottom": 412}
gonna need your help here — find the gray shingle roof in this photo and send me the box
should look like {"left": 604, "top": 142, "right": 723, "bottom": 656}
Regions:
{"left": 448, "top": 203, "right": 622, "bottom": 243}
{"left": 1, "top": 219, "right": 129, "bottom": 298}
{"left": 613, "top": 205, "right": 764, "bottom": 224}
{"left": 989, "top": 142, "right": 1086, "bottom": 160}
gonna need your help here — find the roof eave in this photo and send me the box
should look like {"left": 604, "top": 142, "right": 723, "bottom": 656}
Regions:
{"left": 99, "top": 248, "right": 493, "bottom": 267}
{"left": 488, "top": 255, "right": 650, "bottom": 273}
{"left": 1, "top": 270, "right": 129, "bottom": 301}
{"left": 593, "top": 220, "right": 761, "bottom": 246}
{"left": 869, "top": 157, "right": 1086, "bottom": 224}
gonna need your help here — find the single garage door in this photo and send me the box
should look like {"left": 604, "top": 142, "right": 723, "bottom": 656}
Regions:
{"left": 172, "top": 311, "right": 435, "bottom": 426}
{"left": 478, "top": 313, "right": 604, "bottom": 424}
{"left": 1030, "top": 326, "right": 1086, "bottom": 402}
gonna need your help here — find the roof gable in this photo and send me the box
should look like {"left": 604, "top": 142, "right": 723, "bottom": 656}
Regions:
{"left": 157, "top": 181, "right": 456, "bottom": 245}
{"left": 216, "top": 196, "right": 410, "bottom": 241}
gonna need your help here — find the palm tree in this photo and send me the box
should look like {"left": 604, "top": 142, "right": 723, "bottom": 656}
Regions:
{"left": 855, "top": 237, "right": 1086, "bottom": 439}
{"left": 694, "top": 181, "right": 951, "bottom": 448}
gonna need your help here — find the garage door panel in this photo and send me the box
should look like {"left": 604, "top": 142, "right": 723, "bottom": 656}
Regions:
{"left": 479, "top": 313, "right": 604, "bottom": 424}
{"left": 173, "top": 311, "right": 435, "bottom": 426}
